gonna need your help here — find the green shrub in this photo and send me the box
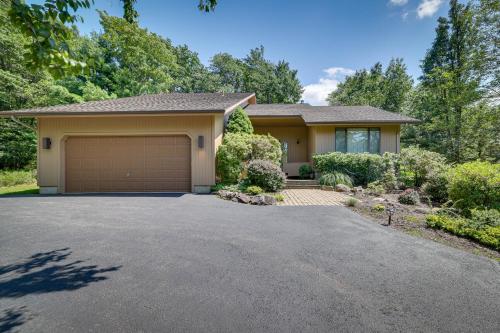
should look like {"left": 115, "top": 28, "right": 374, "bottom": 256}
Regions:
{"left": 422, "top": 169, "right": 449, "bottom": 203}
{"left": 313, "top": 152, "right": 384, "bottom": 186}
{"left": 426, "top": 214, "right": 500, "bottom": 250}
{"left": 0, "top": 119, "right": 37, "bottom": 169}
{"left": 246, "top": 160, "right": 286, "bottom": 192}
{"left": 447, "top": 161, "right": 500, "bottom": 213}
{"left": 245, "top": 185, "right": 263, "bottom": 195}
{"left": 381, "top": 165, "right": 398, "bottom": 191}
{"left": 226, "top": 107, "right": 253, "bottom": 134}
{"left": 250, "top": 134, "right": 281, "bottom": 165}
{"left": 299, "top": 164, "right": 313, "bottom": 179}
{"left": 319, "top": 171, "right": 353, "bottom": 187}
{"left": 469, "top": 209, "right": 500, "bottom": 228}
{"left": 367, "top": 181, "right": 385, "bottom": 196}
{"left": 399, "top": 147, "right": 447, "bottom": 187}
{"left": 398, "top": 189, "right": 420, "bottom": 205}
{"left": 372, "top": 204, "right": 385, "bottom": 212}
{"left": 210, "top": 183, "right": 240, "bottom": 193}
{"left": 0, "top": 169, "right": 37, "bottom": 187}
{"left": 345, "top": 197, "right": 359, "bottom": 207}
{"left": 216, "top": 133, "right": 282, "bottom": 183}
{"left": 274, "top": 193, "right": 285, "bottom": 202}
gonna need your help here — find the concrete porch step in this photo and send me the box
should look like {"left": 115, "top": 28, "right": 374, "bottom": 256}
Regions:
{"left": 285, "top": 179, "right": 320, "bottom": 189}
{"left": 285, "top": 185, "right": 321, "bottom": 189}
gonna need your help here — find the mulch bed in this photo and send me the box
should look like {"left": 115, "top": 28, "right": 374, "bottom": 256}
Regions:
{"left": 346, "top": 191, "right": 500, "bottom": 261}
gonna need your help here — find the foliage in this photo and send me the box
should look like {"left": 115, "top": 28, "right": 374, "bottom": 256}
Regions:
{"left": 245, "top": 185, "right": 263, "bottom": 195}
{"left": 313, "top": 152, "right": 385, "bottom": 186}
{"left": 327, "top": 58, "right": 413, "bottom": 113}
{"left": 422, "top": 170, "right": 449, "bottom": 203}
{"left": 372, "top": 204, "right": 385, "bottom": 212}
{"left": 399, "top": 146, "right": 448, "bottom": 187}
{"left": 367, "top": 181, "right": 385, "bottom": 196}
{"left": 0, "top": 169, "right": 36, "bottom": 187}
{"left": 398, "top": 189, "right": 420, "bottom": 205}
{"left": 210, "top": 46, "right": 303, "bottom": 103}
{"left": 273, "top": 193, "right": 285, "bottom": 202}
{"left": 298, "top": 164, "right": 313, "bottom": 179}
{"left": 121, "top": 0, "right": 138, "bottom": 24}
{"left": 246, "top": 159, "right": 286, "bottom": 192}
{"left": 319, "top": 171, "right": 353, "bottom": 187}
{"left": 345, "top": 197, "right": 359, "bottom": 207}
{"left": 469, "top": 208, "right": 500, "bottom": 228}
{"left": 447, "top": 161, "right": 500, "bottom": 212}
{"left": 216, "top": 133, "right": 281, "bottom": 184}
{"left": 0, "top": 118, "right": 37, "bottom": 169}
{"left": 426, "top": 214, "right": 500, "bottom": 250}
{"left": 8, "top": 0, "right": 92, "bottom": 77}
{"left": 81, "top": 81, "right": 116, "bottom": 101}
{"left": 226, "top": 107, "right": 253, "bottom": 134}
{"left": 381, "top": 165, "right": 398, "bottom": 191}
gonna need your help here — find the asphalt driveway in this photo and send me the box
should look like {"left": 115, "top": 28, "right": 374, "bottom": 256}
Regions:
{"left": 0, "top": 194, "right": 499, "bottom": 332}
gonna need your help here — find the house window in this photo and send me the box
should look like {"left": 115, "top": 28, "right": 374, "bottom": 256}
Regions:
{"left": 335, "top": 128, "right": 380, "bottom": 154}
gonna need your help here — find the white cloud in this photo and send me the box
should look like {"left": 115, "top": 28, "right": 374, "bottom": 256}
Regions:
{"left": 402, "top": 11, "right": 409, "bottom": 20}
{"left": 417, "top": 0, "right": 444, "bottom": 18}
{"left": 301, "top": 67, "right": 354, "bottom": 106}
{"left": 389, "top": 0, "right": 408, "bottom": 6}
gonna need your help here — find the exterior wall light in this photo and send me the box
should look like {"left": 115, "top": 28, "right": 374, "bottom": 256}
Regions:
{"left": 42, "top": 137, "right": 52, "bottom": 149}
{"left": 198, "top": 135, "right": 204, "bottom": 149}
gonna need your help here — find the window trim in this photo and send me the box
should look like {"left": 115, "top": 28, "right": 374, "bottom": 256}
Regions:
{"left": 335, "top": 127, "right": 381, "bottom": 154}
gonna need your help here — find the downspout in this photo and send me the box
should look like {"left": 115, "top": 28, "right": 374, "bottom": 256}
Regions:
{"left": 10, "top": 116, "right": 36, "bottom": 132}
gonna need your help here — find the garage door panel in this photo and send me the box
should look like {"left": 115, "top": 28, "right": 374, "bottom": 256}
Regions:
{"left": 66, "top": 136, "right": 191, "bottom": 192}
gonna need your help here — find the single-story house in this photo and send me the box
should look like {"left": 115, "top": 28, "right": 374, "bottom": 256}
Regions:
{"left": 0, "top": 93, "right": 418, "bottom": 194}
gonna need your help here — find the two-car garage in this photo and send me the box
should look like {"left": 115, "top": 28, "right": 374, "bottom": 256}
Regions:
{"left": 65, "top": 136, "right": 191, "bottom": 193}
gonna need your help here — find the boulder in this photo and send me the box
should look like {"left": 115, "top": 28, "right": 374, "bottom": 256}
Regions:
{"left": 372, "top": 197, "right": 386, "bottom": 203}
{"left": 236, "top": 193, "right": 251, "bottom": 204}
{"left": 262, "top": 195, "right": 277, "bottom": 205}
{"left": 219, "top": 190, "right": 237, "bottom": 200}
{"left": 250, "top": 195, "right": 265, "bottom": 205}
{"left": 321, "top": 185, "right": 334, "bottom": 191}
{"left": 352, "top": 186, "right": 364, "bottom": 193}
{"left": 335, "top": 184, "right": 351, "bottom": 192}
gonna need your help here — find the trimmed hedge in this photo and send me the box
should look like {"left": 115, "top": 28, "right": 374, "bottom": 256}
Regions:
{"left": 426, "top": 214, "right": 500, "bottom": 250}
{"left": 313, "top": 152, "right": 385, "bottom": 186}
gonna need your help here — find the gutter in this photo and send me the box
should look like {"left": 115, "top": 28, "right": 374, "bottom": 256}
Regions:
{"left": 10, "top": 116, "right": 36, "bottom": 131}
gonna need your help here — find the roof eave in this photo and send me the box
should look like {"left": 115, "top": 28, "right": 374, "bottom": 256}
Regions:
{"left": 0, "top": 109, "right": 228, "bottom": 117}
{"left": 305, "top": 120, "right": 421, "bottom": 125}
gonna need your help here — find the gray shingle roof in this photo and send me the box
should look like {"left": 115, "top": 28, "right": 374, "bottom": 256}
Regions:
{"left": 0, "top": 93, "right": 255, "bottom": 116}
{"left": 245, "top": 104, "right": 419, "bottom": 124}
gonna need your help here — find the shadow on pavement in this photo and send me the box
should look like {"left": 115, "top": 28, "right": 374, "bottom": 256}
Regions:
{"left": 0, "top": 248, "right": 121, "bottom": 298}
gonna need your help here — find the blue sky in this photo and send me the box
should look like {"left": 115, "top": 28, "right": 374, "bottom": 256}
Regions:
{"left": 68, "top": 0, "right": 449, "bottom": 105}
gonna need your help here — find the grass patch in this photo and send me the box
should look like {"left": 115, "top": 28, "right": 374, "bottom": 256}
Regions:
{"left": 0, "top": 184, "right": 39, "bottom": 195}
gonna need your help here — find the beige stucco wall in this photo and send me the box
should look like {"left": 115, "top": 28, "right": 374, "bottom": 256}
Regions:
{"left": 253, "top": 126, "right": 308, "bottom": 163}
{"left": 310, "top": 124, "right": 401, "bottom": 155}
{"left": 37, "top": 115, "right": 219, "bottom": 193}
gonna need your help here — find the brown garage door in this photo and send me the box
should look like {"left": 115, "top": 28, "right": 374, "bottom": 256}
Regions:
{"left": 65, "top": 136, "right": 191, "bottom": 193}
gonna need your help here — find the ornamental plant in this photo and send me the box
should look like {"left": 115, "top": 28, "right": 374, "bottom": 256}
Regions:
{"left": 226, "top": 107, "right": 253, "bottom": 134}
{"left": 246, "top": 159, "right": 286, "bottom": 192}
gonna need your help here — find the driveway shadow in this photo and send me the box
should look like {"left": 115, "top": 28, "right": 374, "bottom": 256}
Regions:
{"left": 0, "top": 307, "right": 31, "bottom": 333}
{"left": 0, "top": 248, "right": 121, "bottom": 298}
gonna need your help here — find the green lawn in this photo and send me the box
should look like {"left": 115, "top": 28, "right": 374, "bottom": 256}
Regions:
{"left": 0, "top": 184, "right": 39, "bottom": 195}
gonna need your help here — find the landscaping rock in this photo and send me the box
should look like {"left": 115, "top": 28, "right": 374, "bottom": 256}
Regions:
{"left": 335, "top": 184, "right": 351, "bottom": 192}
{"left": 352, "top": 186, "right": 364, "bottom": 193}
{"left": 250, "top": 195, "right": 265, "bottom": 205}
{"left": 321, "top": 185, "right": 334, "bottom": 191}
{"left": 262, "top": 195, "right": 277, "bottom": 205}
{"left": 219, "top": 190, "right": 237, "bottom": 200}
{"left": 372, "top": 197, "right": 387, "bottom": 203}
{"left": 236, "top": 193, "right": 251, "bottom": 204}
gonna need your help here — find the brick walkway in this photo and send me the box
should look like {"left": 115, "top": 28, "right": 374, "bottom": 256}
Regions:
{"left": 279, "top": 189, "right": 349, "bottom": 206}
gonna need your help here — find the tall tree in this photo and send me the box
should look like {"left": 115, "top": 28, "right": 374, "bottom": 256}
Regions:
{"left": 327, "top": 59, "right": 412, "bottom": 113}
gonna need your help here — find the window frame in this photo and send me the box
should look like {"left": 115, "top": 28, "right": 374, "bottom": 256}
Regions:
{"left": 335, "top": 127, "right": 381, "bottom": 154}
